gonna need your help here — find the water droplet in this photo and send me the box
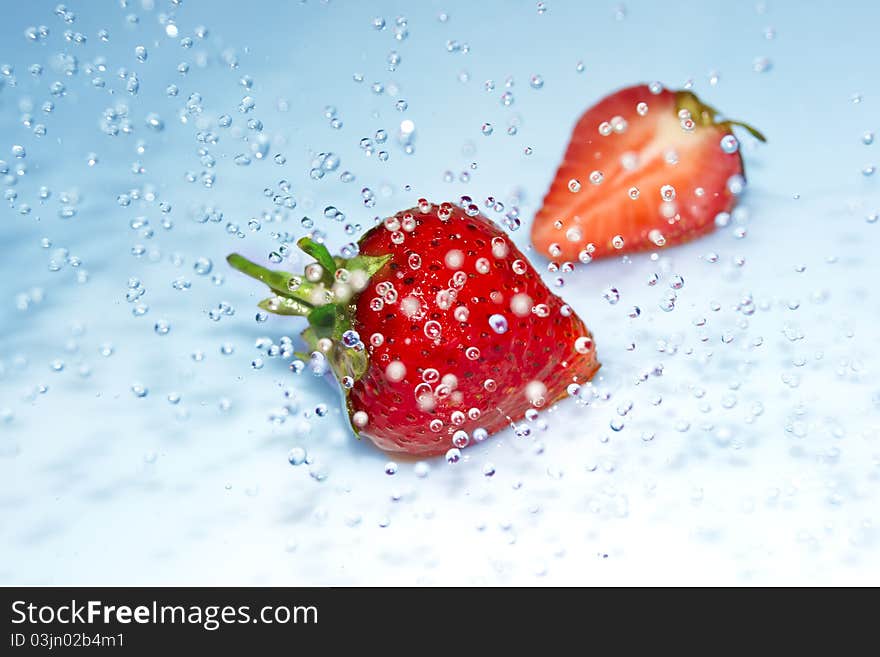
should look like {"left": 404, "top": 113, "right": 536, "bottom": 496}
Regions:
{"left": 288, "top": 447, "right": 307, "bottom": 465}
{"left": 574, "top": 337, "right": 593, "bottom": 354}
{"left": 488, "top": 313, "right": 508, "bottom": 334}
{"left": 423, "top": 320, "right": 442, "bottom": 340}
{"left": 193, "top": 257, "right": 212, "bottom": 275}
{"left": 753, "top": 56, "right": 772, "bottom": 73}
{"left": 385, "top": 361, "right": 406, "bottom": 382}
{"left": 452, "top": 430, "right": 469, "bottom": 448}
{"left": 720, "top": 134, "right": 739, "bottom": 154}
{"left": 603, "top": 287, "right": 620, "bottom": 304}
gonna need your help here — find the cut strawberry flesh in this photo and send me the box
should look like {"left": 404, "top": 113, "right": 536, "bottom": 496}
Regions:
{"left": 532, "top": 84, "right": 746, "bottom": 261}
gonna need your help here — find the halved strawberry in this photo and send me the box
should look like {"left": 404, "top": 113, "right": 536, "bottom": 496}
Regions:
{"left": 532, "top": 83, "right": 765, "bottom": 261}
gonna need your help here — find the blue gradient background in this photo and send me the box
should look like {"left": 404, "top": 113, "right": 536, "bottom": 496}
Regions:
{"left": 1, "top": 0, "right": 878, "bottom": 585}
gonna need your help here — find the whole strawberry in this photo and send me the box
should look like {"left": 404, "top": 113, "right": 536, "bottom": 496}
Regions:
{"left": 533, "top": 83, "right": 765, "bottom": 261}
{"left": 229, "top": 200, "right": 599, "bottom": 456}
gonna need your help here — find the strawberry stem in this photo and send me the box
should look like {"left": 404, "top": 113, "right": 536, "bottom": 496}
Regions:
{"left": 226, "top": 253, "right": 315, "bottom": 303}
{"left": 726, "top": 120, "right": 767, "bottom": 143}
{"left": 227, "top": 247, "right": 393, "bottom": 392}
{"left": 674, "top": 89, "right": 767, "bottom": 143}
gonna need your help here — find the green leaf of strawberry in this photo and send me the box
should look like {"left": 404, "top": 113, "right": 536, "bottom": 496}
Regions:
{"left": 296, "top": 236, "right": 337, "bottom": 286}
{"left": 257, "top": 296, "right": 313, "bottom": 316}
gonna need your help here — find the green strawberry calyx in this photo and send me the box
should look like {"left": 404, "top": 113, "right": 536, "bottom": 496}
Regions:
{"left": 227, "top": 238, "right": 391, "bottom": 393}
{"left": 674, "top": 89, "right": 767, "bottom": 143}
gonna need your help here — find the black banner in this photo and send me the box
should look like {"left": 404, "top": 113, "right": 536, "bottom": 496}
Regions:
{"left": 0, "top": 586, "right": 866, "bottom": 651}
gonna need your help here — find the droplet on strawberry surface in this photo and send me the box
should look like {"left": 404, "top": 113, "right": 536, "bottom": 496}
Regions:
{"left": 648, "top": 229, "right": 666, "bottom": 246}
{"left": 488, "top": 313, "right": 509, "bottom": 334}
{"left": 444, "top": 249, "right": 464, "bottom": 269}
{"left": 352, "top": 411, "right": 369, "bottom": 428}
{"left": 385, "top": 361, "right": 406, "bottom": 382}
{"left": 720, "top": 134, "right": 740, "bottom": 153}
{"left": 574, "top": 337, "right": 594, "bottom": 354}
{"left": 525, "top": 380, "right": 548, "bottom": 407}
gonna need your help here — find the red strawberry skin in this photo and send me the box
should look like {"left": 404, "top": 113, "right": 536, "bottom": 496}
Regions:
{"left": 348, "top": 202, "right": 600, "bottom": 456}
{"left": 533, "top": 84, "right": 750, "bottom": 261}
